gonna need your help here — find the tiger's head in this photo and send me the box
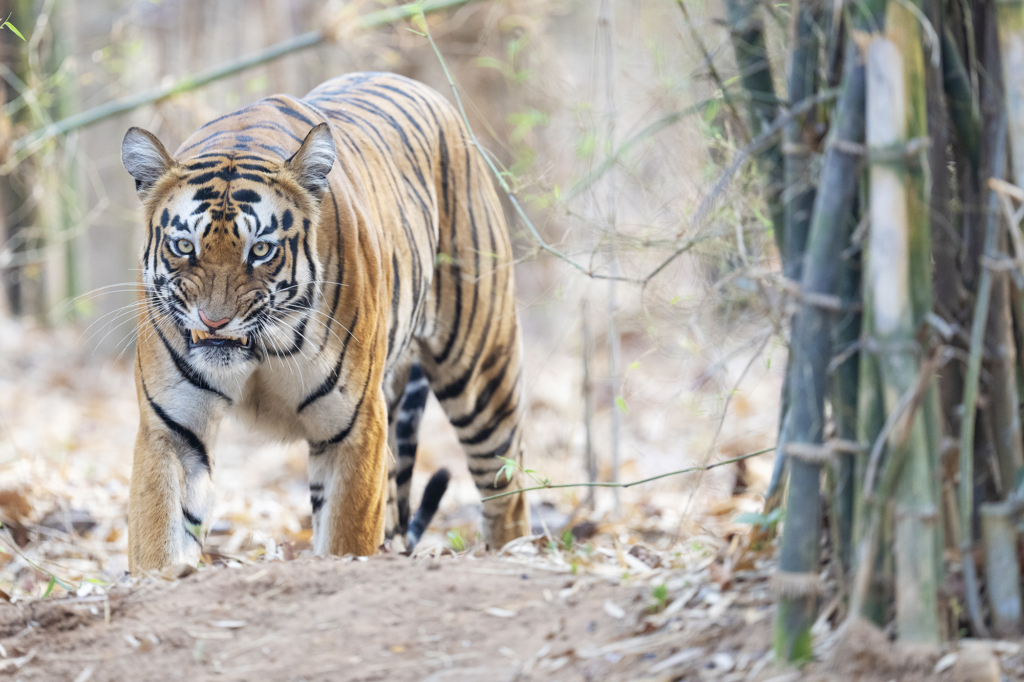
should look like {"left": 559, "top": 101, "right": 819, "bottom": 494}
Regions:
{"left": 121, "top": 123, "right": 336, "bottom": 372}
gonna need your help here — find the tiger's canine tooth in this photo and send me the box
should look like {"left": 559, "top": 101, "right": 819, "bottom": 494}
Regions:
{"left": 241, "top": 336, "right": 248, "bottom": 346}
{"left": 191, "top": 329, "right": 200, "bottom": 344}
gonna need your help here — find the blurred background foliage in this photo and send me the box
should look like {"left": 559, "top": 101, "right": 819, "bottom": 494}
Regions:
{"left": 0, "top": 0, "right": 784, "bottom": 597}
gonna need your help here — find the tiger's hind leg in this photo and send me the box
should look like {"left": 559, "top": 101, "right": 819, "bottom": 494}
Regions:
{"left": 419, "top": 119, "right": 530, "bottom": 549}
{"left": 418, "top": 329, "right": 530, "bottom": 550}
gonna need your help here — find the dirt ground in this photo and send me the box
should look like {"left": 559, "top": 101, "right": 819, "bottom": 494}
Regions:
{"left": 2, "top": 549, "right": 1022, "bottom": 682}
{"left": 1, "top": 550, "right": 767, "bottom": 682}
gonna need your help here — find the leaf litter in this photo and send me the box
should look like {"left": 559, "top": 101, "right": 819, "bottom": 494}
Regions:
{"left": 1, "top": 320, "right": 1022, "bottom": 680}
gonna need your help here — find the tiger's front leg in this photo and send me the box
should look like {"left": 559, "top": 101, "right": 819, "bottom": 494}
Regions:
{"left": 307, "top": 387, "right": 390, "bottom": 556}
{"left": 129, "top": 371, "right": 221, "bottom": 574}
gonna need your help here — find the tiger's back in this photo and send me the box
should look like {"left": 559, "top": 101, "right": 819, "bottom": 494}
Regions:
{"left": 124, "top": 72, "right": 529, "bottom": 571}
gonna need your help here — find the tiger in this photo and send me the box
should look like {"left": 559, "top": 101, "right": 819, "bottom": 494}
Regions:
{"left": 121, "top": 71, "right": 530, "bottom": 573}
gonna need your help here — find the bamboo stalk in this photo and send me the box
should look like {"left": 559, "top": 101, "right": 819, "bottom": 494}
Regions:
{"left": 854, "top": 228, "right": 888, "bottom": 624}
{"left": 766, "top": 0, "right": 822, "bottom": 528}
{"left": 993, "top": 0, "right": 1024, "bottom": 494}
{"left": 866, "top": 5, "right": 941, "bottom": 644}
{"left": 958, "top": 112, "right": 1007, "bottom": 639}
{"left": 980, "top": 501, "right": 1023, "bottom": 635}
{"left": 833, "top": 236, "right": 861, "bottom": 576}
{"left": 782, "top": 0, "right": 821, "bottom": 282}
{"left": 4, "top": 0, "right": 481, "bottom": 167}
{"left": 919, "top": 0, "right": 951, "bottom": 636}
{"left": 773, "top": 24, "right": 871, "bottom": 661}
{"left": 725, "top": 0, "right": 785, "bottom": 248}
{"left": 986, "top": 247, "right": 1024, "bottom": 494}
{"left": 941, "top": 27, "right": 981, "bottom": 173}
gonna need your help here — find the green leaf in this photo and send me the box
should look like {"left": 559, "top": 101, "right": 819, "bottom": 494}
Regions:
{"left": 43, "top": 575, "right": 57, "bottom": 598}
{"left": 446, "top": 529, "right": 465, "bottom": 552}
{"left": 4, "top": 21, "right": 26, "bottom": 41}
{"left": 650, "top": 582, "right": 668, "bottom": 611}
{"left": 494, "top": 456, "right": 516, "bottom": 486}
{"left": 734, "top": 507, "right": 785, "bottom": 528}
{"left": 614, "top": 396, "right": 628, "bottom": 415}
{"left": 561, "top": 528, "right": 574, "bottom": 551}
{"left": 752, "top": 204, "right": 771, "bottom": 228}
{"left": 575, "top": 132, "right": 596, "bottom": 160}
{"left": 701, "top": 97, "right": 721, "bottom": 125}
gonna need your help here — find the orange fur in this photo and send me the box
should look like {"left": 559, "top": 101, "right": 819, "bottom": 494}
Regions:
{"left": 124, "top": 73, "right": 529, "bottom": 573}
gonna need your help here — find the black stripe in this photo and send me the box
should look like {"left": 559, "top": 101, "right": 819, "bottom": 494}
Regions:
{"left": 139, "top": 368, "right": 210, "bottom": 473}
{"left": 297, "top": 309, "right": 359, "bottom": 412}
{"left": 396, "top": 464, "right": 414, "bottom": 487}
{"left": 468, "top": 426, "right": 517, "bottom": 460}
{"left": 311, "top": 322, "right": 380, "bottom": 449}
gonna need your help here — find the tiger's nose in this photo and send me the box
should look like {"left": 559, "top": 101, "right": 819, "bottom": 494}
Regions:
{"left": 199, "top": 309, "right": 231, "bottom": 330}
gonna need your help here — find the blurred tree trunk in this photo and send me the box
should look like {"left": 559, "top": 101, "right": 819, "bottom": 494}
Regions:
{"left": 0, "top": 0, "right": 40, "bottom": 317}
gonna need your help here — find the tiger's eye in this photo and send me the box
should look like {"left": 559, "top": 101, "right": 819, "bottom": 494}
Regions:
{"left": 177, "top": 239, "right": 194, "bottom": 254}
{"left": 252, "top": 241, "right": 270, "bottom": 258}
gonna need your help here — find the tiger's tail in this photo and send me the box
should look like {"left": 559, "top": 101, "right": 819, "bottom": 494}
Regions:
{"left": 407, "top": 467, "right": 450, "bottom": 551}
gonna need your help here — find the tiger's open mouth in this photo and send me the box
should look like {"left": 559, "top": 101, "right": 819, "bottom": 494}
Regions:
{"left": 187, "top": 328, "right": 253, "bottom": 350}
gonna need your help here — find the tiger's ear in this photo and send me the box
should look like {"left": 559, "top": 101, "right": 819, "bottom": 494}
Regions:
{"left": 287, "top": 123, "right": 336, "bottom": 201}
{"left": 122, "top": 127, "right": 175, "bottom": 197}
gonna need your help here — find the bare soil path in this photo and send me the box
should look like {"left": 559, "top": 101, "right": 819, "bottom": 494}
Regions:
{"left": 1, "top": 554, "right": 776, "bottom": 682}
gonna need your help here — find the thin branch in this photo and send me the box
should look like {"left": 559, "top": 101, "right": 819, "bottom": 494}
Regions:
{"left": 675, "top": 0, "right": 748, "bottom": 140}
{"left": 419, "top": 19, "right": 618, "bottom": 280}
{"left": 861, "top": 349, "right": 943, "bottom": 500}
{"left": 480, "top": 446, "right": 776, "bottom": 502}
{"left": 2, "top": 0, "right": 483, "bottom": 171}
{"left": 645, "top": 88, "right": 839, "bottom": 285}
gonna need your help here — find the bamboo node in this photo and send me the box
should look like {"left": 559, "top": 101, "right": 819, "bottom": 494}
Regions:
{"left": 784, "top": 439, "right": 863, "bottom": 463}
{"left": 770, "top": 571, "right": 826, "bottom": 598}
{"left": 979, "top": 254, "right": 1019, "bottom": 272}
{"left": 868, "top": 137, "right": 931, "bottom": 164}
{"left": 829, "top": 136, "right": 931, "bottom": 165}
{"left": 894, "top": 504, "right": 939, "bottom": 522}
{"left": 779, "top": 279, "right": 859, "bottom": 312}
{"left": 781, "top": 141, "right": 814, "bottom": 156}
{"left": 861, "top": 336, "right": 920, "bottom": 356}
{"left": 829, "top": 439, "right": 865, "bottom": 455}
{"left": 784, "top": 441, "right": 834, "bottom": 463}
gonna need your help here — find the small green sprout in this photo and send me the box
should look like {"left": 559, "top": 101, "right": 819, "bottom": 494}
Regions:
{"left": 447, "top": 529, "right": 466, "bottom": 552}
{"left": 649, "top": 583, "right": 669, "bottom": 612}
{"left": 560, "top": 528, "right": 574, "bottom": 552}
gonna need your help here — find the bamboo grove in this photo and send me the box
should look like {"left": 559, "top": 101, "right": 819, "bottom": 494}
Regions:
{"left": 730, "top": 0, "right": 1024, "bottom": 660}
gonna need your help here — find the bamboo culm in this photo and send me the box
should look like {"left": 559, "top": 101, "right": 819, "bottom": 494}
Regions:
{"left": 774, "top": 29, "right": 870, "bottom": 662}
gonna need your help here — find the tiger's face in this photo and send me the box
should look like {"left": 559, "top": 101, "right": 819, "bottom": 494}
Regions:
{"left": 122, "top": 124, "right": 336, "bottom": 372}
